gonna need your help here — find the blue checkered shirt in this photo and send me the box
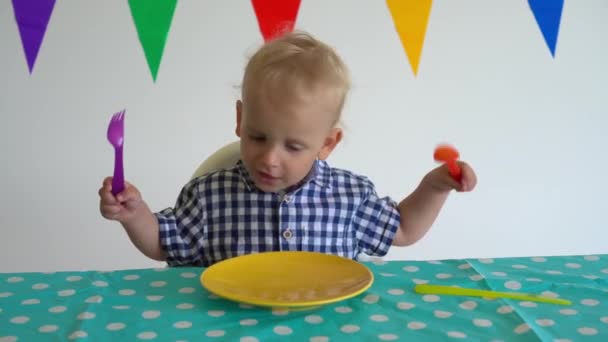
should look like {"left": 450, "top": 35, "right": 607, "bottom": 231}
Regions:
{"left": 156, "top": 160, "right": 400, "bottom": 267}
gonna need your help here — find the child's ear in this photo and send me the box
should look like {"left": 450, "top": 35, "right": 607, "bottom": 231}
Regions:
{"left": 318, "top": 128, "right": 342, "bottom": 160}
{"left": 235, "top": 100, "right": 243, "bottom": 137}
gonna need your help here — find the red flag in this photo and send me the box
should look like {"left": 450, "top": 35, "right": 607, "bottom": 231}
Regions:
{"left": 251, "top": 0, "right": 301, "bottom": 41}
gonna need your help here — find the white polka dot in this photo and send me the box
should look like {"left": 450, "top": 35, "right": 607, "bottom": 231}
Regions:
{"left": 584, "top": 255, "right": 600, "bottom": 261}
{"left": 179, "top": 287, "right": 195, "bottom": 294}
{"left": 177, "top": 303, "right": 194, "bottom": 309}
{"left": 479, "top": 258, "right": 494, "bottom": 264}
{"left": 7, "top": 277, "right": 24, "bottom": 283}
{"left": 546, "top": 270, "right": 563, "bottom": 275}
{"left": 146, "top": 296, "right": 163, "bottom": 302}
{"left": 10, "top": 316, "right": 30, "bottom": 324}
{"left": 208, "top": 294, "right": 220, "bottom": 299}
{"left": 525, "top": 278, "right": 542, "bottom": 282}
{"left": 566, "top": 263, "right": 582, "bottom": 269}
{"left": 85, "top": 295, "right": 103, "bottom": 303}
{"left": 554, "top": 339, "right": 573, "bottom": 342}
{"left": 341, "top": 324, "right": 360, "bottom": 333}
{"left": 66, "top": 276, "right": 82, "bottom": 282}
{"left": 413, "top": 278, "right": 429, "bottom": 284}
{"left": 397, "top": 302, "right": 415, "bottom": 310}
{"left": 77, "top": 312, "right": 95, "bottom": 320}
{"left": 601, "top": 268, "right": 608, "bottom": 274}
{"left": 21, "top": 298, "right": 40, "bottom": 305}
{"left": 272, "top": 308, "right": 289, "bottom": 316}
{"left": 240, "top": 319, "right": 258, "bottom": 326}
{"left": 371, "top": 259, "right": 387, "bottom": 265}
{"left": 601, "top": 316, "right": 608, "bottom": 324}
{"left": 208, "top": 310, "right": 225, "bottom": 317}
{"left": 370, "top": 314, "right": 389, "bottom": 322}
{"left": 447, "top": 331, "right": 466, "bottom": 339}
{"left": 531, "top": 257, "right": 546, "bottom": 262}
{"left": 69, "top": 330, "right": 88, "bottom": 339}
{"left": 458, "top": 263, "right": 472, "bottom": 270}
{"left": 39, "top": 325, "right": 59, "bottom": 333}
{"left": 379, "top": 272, "right": 396, "bottom": 277}
{"left": 423, "top": 295, "right": 440, "bottom": 303}
{"left": 473, "top": 319, "right": 493, "bottom": 327}
{"left": 119, "top": 289, "right": 135, "bottom": 296}
{"left": 403, "top": 266, "right": 419, "bottom": 272}
{"left": 427, "top": 260, "right": 442, "bottom": 264}
{"left": 0, "top": 337, "right": 18, "bottom": 342}
{"left": 154, "top": 267, "right": 169, "bottom": 272}
{"left": 583, "top": 275, "right": 599, "bottom": 280}
{"left": 581, "top": 299, "right": 600, "bottom": 306}
{"left": 106, "top": 323, "right": 126, "bottom": 331}
{"left": 407, "top": 321, "right": 426, "bottom": 330}
{"left": 173, "top": 321, "right": 192, "bottom": 329}
{"left": 142, "top": 311, "right": 161, "bottom": 319}
{"left": 504, "top": 281, "right": 522, "bottom": 290}
{"left": 560, "top": 309, "right": 578, "bottom": 315}
{"left": 273, "top": 326, "right": 293, "bottom": 335}
{"left": 305, "top": 315, "right": 323, "bottom": 324}
{"left": 469, "top": 275, "right": 483, "bottom": 281}
{"left": 436, "top": 273, "right": 453, "bottom": 279}
{"left": 491, "top": 272, "right": 507, "bottom": 277}
{"left": 578, "top": 327, "right": 598, "bottom": 336}
{"left": 32, "top": 283, "right": 49, "bottom": 290}
{"left": 181, "top": 272, "right": 197, "bottom": 278}
{"left": 93, "top": 281, "right": 108, "bottom": 287}
{"left": 387, "top": 289, "right": 405, "bottom": 295}
{"left": 512, "top": 264, "right": 528, "bottom": 269}
{"left": 240, "top": 337, "right": 259, "bottom": 342}
{"left": 150, "top": 281, "right": 167, "bottom": 287}
{"left": 335, "top": 306, "right": 353, "bottom": 313}
{"left": 434, "top": 310, "right": 453, "bottom": 318}
{"left": 459, "top": 301, "right": 477, "bottom": 310}
{"left": 137, "top": 331, "right": 157, "bottom": 340}
{"left": 362, "top": 294, "right": 379, "bottom": 304}
{"left": 58, "top": 289, "right": 76, "bottom": 297}
{"left": 309, "top": 337, "right": 329, "bottom": 342}
{"left": 541, "top": 291, "right": 559, "bottom": 298}
{"left": 520, "top": 301, "right": 537, "bottom": 308}
{"left": 497, "top": 305, "right": 513, "bottom": 314}
{"left": 123, "top": 274, "right": 140, "bottom": 280}
{"left": 514, "top": 323, "right": 530, "bottom": 334}
{"left": 113, "top": 305, "right": 130, "bottom": 310}
{"left": 535, "top": 319, "right": 555, "bottom": 327}
{"left": 49, "top": 305, "right": 68, "bottom": 313}
{"left": 0, "top": 292, "right": 13, "bottom": 298}
{"left": 378, "top": 334, "right": 399, "bottom": 341}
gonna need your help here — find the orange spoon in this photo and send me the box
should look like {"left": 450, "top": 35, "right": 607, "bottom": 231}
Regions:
{"left": 434, "top": 144, "right": 462, "bottom": 182}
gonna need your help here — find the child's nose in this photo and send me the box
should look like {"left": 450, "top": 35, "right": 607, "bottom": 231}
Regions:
{"left": 260, "top": 145, "right": 280, "bottom": 168}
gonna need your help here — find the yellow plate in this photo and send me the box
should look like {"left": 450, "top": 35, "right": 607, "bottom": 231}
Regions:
{"left": 200, "top": 251, "right": 374, "bottom": 308}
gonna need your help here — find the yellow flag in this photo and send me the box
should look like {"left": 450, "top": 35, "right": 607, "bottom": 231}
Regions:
{"left": 386, "top": 0, "right": 433, "bottom": 76}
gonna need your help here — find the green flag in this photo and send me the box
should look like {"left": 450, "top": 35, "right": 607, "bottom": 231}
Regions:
{"left": 128, "top": 0, "right": 177, "bottom": 81}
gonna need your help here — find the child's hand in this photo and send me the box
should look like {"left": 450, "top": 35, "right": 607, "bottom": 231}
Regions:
{"left": 99, "top": 177, "right": 143, "bottom": 223}
{"left": 422, "top": 161, "right": 477, "bottom": 193}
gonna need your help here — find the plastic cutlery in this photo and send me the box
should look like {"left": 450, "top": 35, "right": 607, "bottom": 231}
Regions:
{"left": 434, "top": 144, "right": 462, "bottom": 182}
{"left": 107, "top": 110, "right": 126, "bottom": 196}
{"left": 415, "top": 284, "right": 571, "bottom": 306}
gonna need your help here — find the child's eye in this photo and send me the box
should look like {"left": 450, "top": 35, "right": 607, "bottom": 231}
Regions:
{"left": 286, "top": 144, "right": 303, "bottom": 152}
{"left": 249, "top": 135, "right": 265, "bottom": 142}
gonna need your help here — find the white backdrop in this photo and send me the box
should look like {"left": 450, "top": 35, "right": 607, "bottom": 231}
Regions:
{"left": 1, "top": 1, "right": 607, "bottom": 272}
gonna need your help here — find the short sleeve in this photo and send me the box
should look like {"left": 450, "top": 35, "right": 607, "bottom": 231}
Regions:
{"left": 352, "top": 186, "right": 400, "bottom": 256}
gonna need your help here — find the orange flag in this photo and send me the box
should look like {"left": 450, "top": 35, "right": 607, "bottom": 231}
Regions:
{"left": 386, "top": 0, "right": 433, "bottom": 76}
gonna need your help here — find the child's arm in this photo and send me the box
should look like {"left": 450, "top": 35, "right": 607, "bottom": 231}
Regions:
{"left": 99, "top": 177, "right": 166, "bottom": 261}
{"left": 392, "top": 161, "right": 477, "bottom": 246}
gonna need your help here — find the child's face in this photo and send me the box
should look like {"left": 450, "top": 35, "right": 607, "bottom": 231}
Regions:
{"left": 235, "top": 94, "right": 341, "bottom": 193}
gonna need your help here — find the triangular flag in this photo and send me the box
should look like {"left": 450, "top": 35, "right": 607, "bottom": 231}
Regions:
{"left": 128, "top": 0, "right": 177, "bottom": 81}
{"left": 528, "top": 0, "right": 564, "bottom": 57}
{"left": 386, "top": 0, "right": 433, "bottom": 76}
{"left": 251, "top": 0, "right": 301, "bottom": 42}
{"left": 12, "top": 0, "right": 56, "bottom": 73}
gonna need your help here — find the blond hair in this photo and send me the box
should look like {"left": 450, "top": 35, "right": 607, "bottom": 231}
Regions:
{"left": 241, "top": 31, "right": 350, "bottom": 124}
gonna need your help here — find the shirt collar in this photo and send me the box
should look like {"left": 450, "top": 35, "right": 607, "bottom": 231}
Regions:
{"left": 235, "top": 159, "right": 332, "bottom": 193}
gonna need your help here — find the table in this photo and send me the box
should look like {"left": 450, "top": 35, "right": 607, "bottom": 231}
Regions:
{"left": 1, "top": 254, "right": 607, "bottom": 341}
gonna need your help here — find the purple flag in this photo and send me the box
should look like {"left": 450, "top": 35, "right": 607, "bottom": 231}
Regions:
{"left": 12, "top": 0, "right": 56, "bottom": 73}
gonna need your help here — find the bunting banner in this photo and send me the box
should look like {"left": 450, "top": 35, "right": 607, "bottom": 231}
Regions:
{"left": 128, "top": 0, "right": 177, "bottom": 81}
{"left": 12, "top": 0, "right": 56, "bottom": 73}
{"left": 251, "top": 0, "right": 301, "bottom": 42}
{"left": 528, "top": 0, "right": 564, "bottom": 57}
{"left": 386, "top": 0, "right": 433, "bottom": 76}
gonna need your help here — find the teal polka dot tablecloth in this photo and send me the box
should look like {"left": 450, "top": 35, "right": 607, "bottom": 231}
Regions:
{"left": 1, "top": 255, "right": 607, "bottom": 341}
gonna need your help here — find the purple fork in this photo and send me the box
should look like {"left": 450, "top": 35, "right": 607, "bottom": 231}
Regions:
{"left": 107, "top": 110, "right": 125, "bottom": 196}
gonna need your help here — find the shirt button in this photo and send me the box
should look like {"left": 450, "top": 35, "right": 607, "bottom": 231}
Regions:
{"left": 282, "top": 229, "right": 293, "bottom": 240}
{"left": 283, "top": 195, "right": 292, "bottom": 203}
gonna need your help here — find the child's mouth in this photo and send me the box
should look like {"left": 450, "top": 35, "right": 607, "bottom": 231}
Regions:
{"left": 258, "top": 171, "right": 279, "bottom": 184}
